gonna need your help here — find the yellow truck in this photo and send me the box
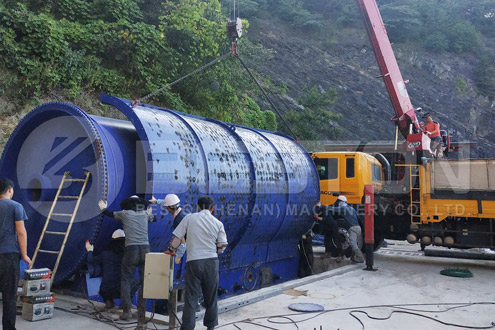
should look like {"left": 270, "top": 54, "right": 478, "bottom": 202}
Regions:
{"left": 312, "top": 151, "right": 495, "bottom": 250}
{"left": 311, "top": 152, "right": 383, "bottom": 205}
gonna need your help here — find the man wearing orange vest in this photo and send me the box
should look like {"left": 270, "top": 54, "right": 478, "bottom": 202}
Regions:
{"left": 422, "top": 113, "right": 443, "bottom": 157}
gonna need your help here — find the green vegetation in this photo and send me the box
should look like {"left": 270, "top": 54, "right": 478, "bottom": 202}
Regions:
{"left": 0, "top": 0, "right": 277, "bottom": 132}
{"left": 456, "top": 78, "right": 467, "bottom": 93}
{"left": 475, "top": 56, "right": 495, "bottom": 100}
{"left": 281, "top": 85, "right": 342, "bottom": 141}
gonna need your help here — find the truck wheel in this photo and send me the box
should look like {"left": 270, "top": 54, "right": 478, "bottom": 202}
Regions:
{"left": 360, "top": 233, "right": 384, "bottom": 252}
{"left": 339, "top": 228, "right": 353, "bottom": 258}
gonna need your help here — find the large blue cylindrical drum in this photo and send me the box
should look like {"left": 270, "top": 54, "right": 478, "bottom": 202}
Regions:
{"left": 0, "top": 94, "right": 319, "bottom": 294}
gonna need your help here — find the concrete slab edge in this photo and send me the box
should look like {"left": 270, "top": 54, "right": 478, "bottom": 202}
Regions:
{"left": 197, "top": 264, "right": 361, "bottom": 319}
{"left": 54, "top": 293, "right": 171, "bottom": 324}
{"left": 376, "top": 251, "right": 495, "bottom": 269}
{"left": 52, "top": 265, "right": 361, "bottom": 326}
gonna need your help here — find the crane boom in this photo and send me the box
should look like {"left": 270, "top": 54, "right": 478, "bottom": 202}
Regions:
{"left": 356, "top": 0, "right": 420, "bottom": 139}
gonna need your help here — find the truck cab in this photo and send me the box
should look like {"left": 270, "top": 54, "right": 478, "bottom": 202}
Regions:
{"left": 311, "top": 152, "right": 383, "bottom": 205}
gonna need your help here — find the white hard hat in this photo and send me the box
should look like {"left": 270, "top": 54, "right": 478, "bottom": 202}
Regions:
{"left": 164, "top": 194, "right": 180, "bottom": 207}
{"left": 129, "top": 195, "right": 139, "bottom": 198}
{"left": 337, "top": 195, "right": 347, "bottom": 203}
{"left": 112, "top": 229, "right": 125, "bottom": 239}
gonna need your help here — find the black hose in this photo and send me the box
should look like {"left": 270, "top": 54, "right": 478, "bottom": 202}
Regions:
{"left": 375, "top": 153, "right": 391, "bottom": 183}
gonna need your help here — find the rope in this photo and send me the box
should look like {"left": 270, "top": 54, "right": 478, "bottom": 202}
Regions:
{"left": 235, "top": 54, "right": 299, "bottom": 141}
{"left": 134, "top": 51, "right": 233, "bottom": 105}
{"left": 233, "top": 0, "right": 236, "bottom": 21}
{"left": 236, "top": 0, "right": 240, "bottom": 21}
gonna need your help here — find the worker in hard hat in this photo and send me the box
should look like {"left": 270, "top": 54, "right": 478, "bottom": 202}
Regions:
{"left": 98, "top": 196, "right": 156, "bottom": 328}
{"left": 150, "top": 194, "right": 189, "bottom": 264}
{"left": 149, "top": 194, "right": 187, "bottom": 229}
{"left": 328, "top": 196, "right": 364, "bottom": 263}
{"left": 85, "top": 229, "right": 139, "bottom": 310}
{"left": 422, "top": 112, "right": 443, "bottom": 157}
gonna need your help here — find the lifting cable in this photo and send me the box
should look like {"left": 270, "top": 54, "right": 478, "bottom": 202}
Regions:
{"left": 134, "top": 0, "right": 241, "bottom": 106}
{"left": 229, "top": 0, "right": 240, "bottom": 23}
{"left": 133, "top": 51, "right": 233, "bottom": 106}
{"left": 132, "top": 44, "right": 300, "bottom": 142}
{"left": 133, "top": 2, "right": 299, "bottom": 142}
{"left": 234, "top": 53, "right": 299, "bottom": 141}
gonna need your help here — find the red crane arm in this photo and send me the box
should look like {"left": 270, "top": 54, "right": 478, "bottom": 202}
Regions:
{"left": 355, "top": 0, "right": 420, "bottom": 139}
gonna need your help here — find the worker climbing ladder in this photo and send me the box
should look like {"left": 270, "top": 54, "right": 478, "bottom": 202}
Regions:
{"left": 31, "top": 171, "right": 91, "bottom": 284}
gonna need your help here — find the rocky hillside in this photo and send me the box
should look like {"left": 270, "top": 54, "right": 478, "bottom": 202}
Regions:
{"left": 246, "top": 18, "right": 495, "bottom": 156}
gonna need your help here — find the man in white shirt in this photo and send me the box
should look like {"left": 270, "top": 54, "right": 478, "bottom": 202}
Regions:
{"left": 166, "top": 195, "right": 228, "bottom": 330}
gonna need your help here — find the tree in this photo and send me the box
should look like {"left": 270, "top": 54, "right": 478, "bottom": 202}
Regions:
{"left": 379, "top": 3, "right": 421, "bottom": 42}
{"left": 281, "top": 85, "right": 342, "bottom": 141}
{"left": 475, "top": 56, "right": 495, "bottom": 100}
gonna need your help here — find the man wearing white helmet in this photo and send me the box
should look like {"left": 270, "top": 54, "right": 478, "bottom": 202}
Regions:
{"left": 150, "top": 194, "right": 187, "bottom": 229}
{"left": 149, "top": 194, "right": 187, "bottom": 266}
{"left": 85, "top": 229, "right": 139, "bottom": 310}
{"left": 328, "top": 195, "right": 364, "bottom": 263}
{"left": 150, "top": 194, "right": 189, "bottom": 265}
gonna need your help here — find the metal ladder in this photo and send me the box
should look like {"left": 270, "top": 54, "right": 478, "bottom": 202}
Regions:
{"left": 409, "top": 165, "right": 422, "bottom": 224}
{"left": 31, "top": 171, "right": 91, "bottom": 284}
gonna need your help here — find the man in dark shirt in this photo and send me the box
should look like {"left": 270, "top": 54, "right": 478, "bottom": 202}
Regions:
{"left": 85, "top": 229, "right": 139, "bottom": 310}
{"left": 0, "top": 178, "right": 31, "bottom": 330}
{"left": 98, "top": 196, "right": 155, "bottom": 329}
{"left": 150, "top": 193, "right": 187, "bottom": 229}
{"left": 150, "top": 194, "right": 188, "bottom": 265}
{"left": 328, "top": 196, "right": 364, "bottom": 263}
{"left": 314, "top": 202, "right": 343, "bottom": 261}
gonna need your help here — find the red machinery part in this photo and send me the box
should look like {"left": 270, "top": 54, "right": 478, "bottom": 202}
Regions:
{"left": 364, "top": 184, "right": 375, "bottom": 245}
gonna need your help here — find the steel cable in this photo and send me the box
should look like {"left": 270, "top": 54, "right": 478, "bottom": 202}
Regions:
{"left": 235, "top": 54, "right": 299, "bottom": 141}
{"left": 136, "top": 51, "right": 233, "bottom": 104}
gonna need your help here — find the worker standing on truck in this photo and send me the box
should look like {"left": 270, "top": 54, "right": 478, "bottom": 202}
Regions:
{"left": 0, "top": 178, "right": 31, "bottom": 330}
{"left": 422, "top": 113, "right": 443, "bottom": 157}
{"left": 328, "top": 196, "right": 364, "bottom": 263}
{"left": 98, "top": 196, "right": 156, "bottom": 329}
{"left": 166, "top": 195, "right": 228, "bottom": 330}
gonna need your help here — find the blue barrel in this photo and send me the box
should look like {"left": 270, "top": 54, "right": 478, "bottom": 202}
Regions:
{"left": 0, "top": 94, "right": 319, "bottom": 292}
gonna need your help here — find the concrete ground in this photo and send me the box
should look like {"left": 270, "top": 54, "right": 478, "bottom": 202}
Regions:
{"left": 3, "top": 241, "right": 495, "bottom": 330}
{"left": 207, "top": 241, "right": 495, "bottom": 330}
